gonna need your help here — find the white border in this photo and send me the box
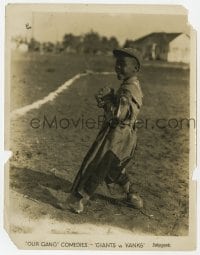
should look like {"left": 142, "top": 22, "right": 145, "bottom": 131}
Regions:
{"left": 0, "top": 0, "right": 199, "bottom": 254}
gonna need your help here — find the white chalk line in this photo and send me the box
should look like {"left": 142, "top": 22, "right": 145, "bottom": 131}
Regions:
{"left": 11, "top": 70, "right": 114, "bottom": 118}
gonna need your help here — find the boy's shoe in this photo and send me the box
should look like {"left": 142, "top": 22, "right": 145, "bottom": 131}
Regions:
{"left": 69, "top": 198, "right": 84, "bottom": 214}
{"left": 58, "top": 196, "right": 84, "bottom": 213}
{"left": 69, "top": 192, "right": 90, "bottom": 214}
{"left": 121, "top": 180, "right": 143, "bottom": 209}
{"left": 126, "top": 193, "right": 143, "bottom": 209}
{"left": 58, "top": 194, "right": 85, "bottom": 213}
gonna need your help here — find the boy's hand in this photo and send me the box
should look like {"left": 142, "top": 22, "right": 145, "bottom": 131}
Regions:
{"left": 95, "top": 87, "right": 115, "bottom": 108}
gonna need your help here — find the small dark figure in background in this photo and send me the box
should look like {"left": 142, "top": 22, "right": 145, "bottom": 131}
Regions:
{"left": 70, "top": 48, "right": 144, "bottom": 213}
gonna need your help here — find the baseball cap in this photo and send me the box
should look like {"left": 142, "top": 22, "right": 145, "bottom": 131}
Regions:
{"left": 113, "top": 47, "right": 141, "bottom": 69}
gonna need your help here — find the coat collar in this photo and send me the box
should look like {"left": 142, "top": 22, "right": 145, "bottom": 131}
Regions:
{"left": 122, "top": 76, "right": 138, "bottom": 85}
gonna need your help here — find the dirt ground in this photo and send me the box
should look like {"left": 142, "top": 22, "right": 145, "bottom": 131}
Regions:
{"left": 7, "top": 52, "right": 190, "bottom": 236}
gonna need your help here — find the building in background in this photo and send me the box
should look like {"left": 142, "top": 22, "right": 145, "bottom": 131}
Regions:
{"left": 124, "top": 32, "right": 190, "bottom": 63}
{"left": 167, "top": 33, "right": 190, "bottom": 63}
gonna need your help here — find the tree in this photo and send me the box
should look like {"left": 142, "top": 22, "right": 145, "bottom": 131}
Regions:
{"left": 108, "top": 36, "right": 119, "bottom": 50}
{"left": 101, "top": 36, "right": 109, "bottom": 53}
{"left": 123, "top": 39, "right": 135, "bottom": 48}
{"left": 28, "top": 38, "right": 40, "bottom": 52}
{"left": 82, "top": 31, "right": 101, "bottom": 54}
{"left": 42, "top": 42, "right": 55, "bottom": 53}
{"left": 62, "top": 33, "right": 82, "bottom": 52}
{"left": 55, "top": 41, "right": 64, "bottom": 53}
{"left": 63, "top": 33, "right": 74, "bottom": 49}
{"left": 100, "top": 36, "right": 119, "bottom": 54}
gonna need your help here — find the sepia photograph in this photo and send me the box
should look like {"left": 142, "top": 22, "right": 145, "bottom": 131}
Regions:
{"left": 4, "top": 4, "right": 196, "bottom": 250}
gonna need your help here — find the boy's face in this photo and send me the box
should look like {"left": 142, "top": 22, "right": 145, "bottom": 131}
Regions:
{"left": 115, "top": 56, "right": 139, "bottom": 80}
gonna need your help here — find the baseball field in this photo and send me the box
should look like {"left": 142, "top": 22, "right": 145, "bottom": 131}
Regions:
{"left": 8, "top": 51, "right": 190, "bottom": 236}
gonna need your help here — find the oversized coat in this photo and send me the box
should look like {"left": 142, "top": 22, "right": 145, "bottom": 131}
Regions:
{"left": 71, "top": 76, "right": 143, "bottom": 196}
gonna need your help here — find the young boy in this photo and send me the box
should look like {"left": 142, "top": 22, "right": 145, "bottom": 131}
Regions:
{"left": 70, "top": 48, "right": 143, "bottom": 213}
